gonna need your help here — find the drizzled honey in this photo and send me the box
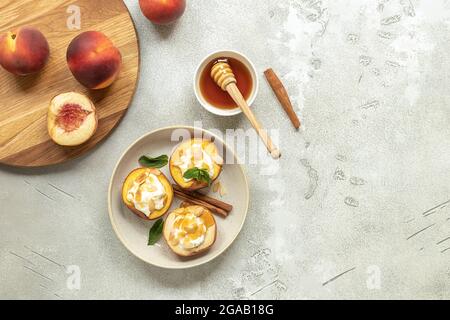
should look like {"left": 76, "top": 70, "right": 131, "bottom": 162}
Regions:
{"left": 168, "top": 207, "right": 215, "bottom": 249}
{"left": 199, "top": 57, "right": 253, "bottom": 109}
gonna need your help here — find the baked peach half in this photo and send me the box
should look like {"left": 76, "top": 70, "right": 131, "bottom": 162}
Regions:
{"left": 0, "top": 26, "right": 49, "bottom": 75}
{"left": 169, "top": 138, "right": 223, "bottom": 191}
{"left": 163, "top": 205, "right": 217, "bottom": 257}
{"left": 122, "top": 168, "right": 173, "bottom": 220}
{"left": 67, "top": 31, "right": 122, "bottom": 90}
{"left": 47, "top": 92, "right": 98, "bottom": 146}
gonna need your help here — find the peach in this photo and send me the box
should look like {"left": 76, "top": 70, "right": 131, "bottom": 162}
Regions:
{"left": 169, "top": 138, "right": 222, "bottom": 191}
{"left": 139, "top": 0, "right": 186, "bottom": 25}
{"left": 47, "top": 92, "right": 98, "bottom": 146}
{"left": 67, "top": 31, "right": 122, "bottom": 90}
{"left": 0, "top": 26, "right": 49, "bottom": 76}
{"left": 163, "top": 206, "right": 217, "bottom": 257}
{"left": 122, "top": 168, "right": 174, "bottom": 220}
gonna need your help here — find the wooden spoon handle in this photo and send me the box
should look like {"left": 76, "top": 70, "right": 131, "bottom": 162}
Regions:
{"left": 226, "top": 83, "right": 281, "bottom": 159}
{"left": 264, "top": 68, "right": 301, "bottom": 129}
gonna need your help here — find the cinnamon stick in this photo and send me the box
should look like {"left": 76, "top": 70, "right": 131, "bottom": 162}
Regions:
{"left": 173, "top": 189, "right": 228, "bottom": 218}
{"left": 172, "top": 184, "right": 233, "bottom": 213}
{"left": 264, "top": 68, "right": 301, "bottom": 129}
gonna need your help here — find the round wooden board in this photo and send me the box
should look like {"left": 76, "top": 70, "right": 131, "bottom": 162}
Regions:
{"left": 0, "top": 0, "right": 139, "bottom": 167}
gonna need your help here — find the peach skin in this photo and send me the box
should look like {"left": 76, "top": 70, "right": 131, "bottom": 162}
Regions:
{"left": 0, "top": 26, "right": 49, "bottom": 76}
{"left": 139, "top": 0, "right": 186, "bottom": 25}
{"left": 67, "top": 31, "right": 122, "bottom": 90}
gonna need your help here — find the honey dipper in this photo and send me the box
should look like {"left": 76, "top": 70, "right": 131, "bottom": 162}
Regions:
{"left": 211, "top": 59, "right": 281, "bottom": 159}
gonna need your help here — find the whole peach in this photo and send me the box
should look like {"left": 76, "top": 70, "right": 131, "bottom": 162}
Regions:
{"left": 0, "top": 26, "right": 49, "bottom": 76}
{"left": 67, "top": 31, "right": 122, "bottom": 90}
{"left": 139, "top": 0, "right": 186, "bottom": 25}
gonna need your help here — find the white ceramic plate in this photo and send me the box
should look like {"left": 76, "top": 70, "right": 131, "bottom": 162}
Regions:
{"left": 108, "top": 126, "right": 249, "bottom": 269}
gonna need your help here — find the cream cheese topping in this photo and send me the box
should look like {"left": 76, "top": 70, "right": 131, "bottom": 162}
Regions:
{"left": 178, "top": 143, "right": 215, "bottom": 181}
{"left": 170, "top": 213, "right": 206, "bottom": 250}
{"left": 127, "top": 173, "right": 166, "bottom": 217}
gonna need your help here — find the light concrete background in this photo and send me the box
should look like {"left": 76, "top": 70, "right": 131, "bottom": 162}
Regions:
{"left": 1, "top": 0, "right": 449, "bottom": 299}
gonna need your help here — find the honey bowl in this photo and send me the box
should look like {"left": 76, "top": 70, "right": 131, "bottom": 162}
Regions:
{"left": 194, "top": 50, "right": 259, "bottom": 116}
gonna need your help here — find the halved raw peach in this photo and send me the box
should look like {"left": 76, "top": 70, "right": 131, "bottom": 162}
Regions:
{"left": 47, "top": 92, "right": 98, "bottom": 146}
{"left": 122, "top": 167, "right": 173, "bottom": 220}
{"left": 169, "top": 138, "right": 222, "bottom": 191}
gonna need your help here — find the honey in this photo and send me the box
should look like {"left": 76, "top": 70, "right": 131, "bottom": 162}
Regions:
{"left": 199, "top": 57, "right": 253, "bottom": 109}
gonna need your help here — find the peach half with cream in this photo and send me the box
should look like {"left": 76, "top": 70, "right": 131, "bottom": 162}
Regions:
{"left": 169, "top": 138, "right": 223, "bottom": 191}
{"left": 163, "top": 205, "right": 217, "bottom": 257}
{"left": 122, "top": 168, "right": 173, "bottom": 220}
{"left": 47, "top": 92, "right": 98, "bottom": 146}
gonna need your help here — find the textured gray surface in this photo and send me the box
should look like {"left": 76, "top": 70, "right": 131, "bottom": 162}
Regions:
{"left": 1, "top": 0, "right": 450, "bottom": 300}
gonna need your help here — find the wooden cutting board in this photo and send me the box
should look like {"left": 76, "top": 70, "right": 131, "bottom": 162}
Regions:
{"left": 0, "top": 0, "right": 139, "bottom": 167}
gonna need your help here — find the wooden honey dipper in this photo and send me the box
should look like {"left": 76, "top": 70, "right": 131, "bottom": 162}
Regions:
{"left": 211, "top": 59, "right": 281, "bottom": 159}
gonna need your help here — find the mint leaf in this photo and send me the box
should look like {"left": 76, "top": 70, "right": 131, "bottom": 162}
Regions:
{"left": 183, "top": 167, "right": 212, "bottom": 185}
{"left": 148, "top": 218, "right": 164, "bottom": 246}
{"left": 139, "top": 154, "right": 168, "bottom": 169}
{"left": 183, "top": 168, "right": 198, "bottom": 180}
